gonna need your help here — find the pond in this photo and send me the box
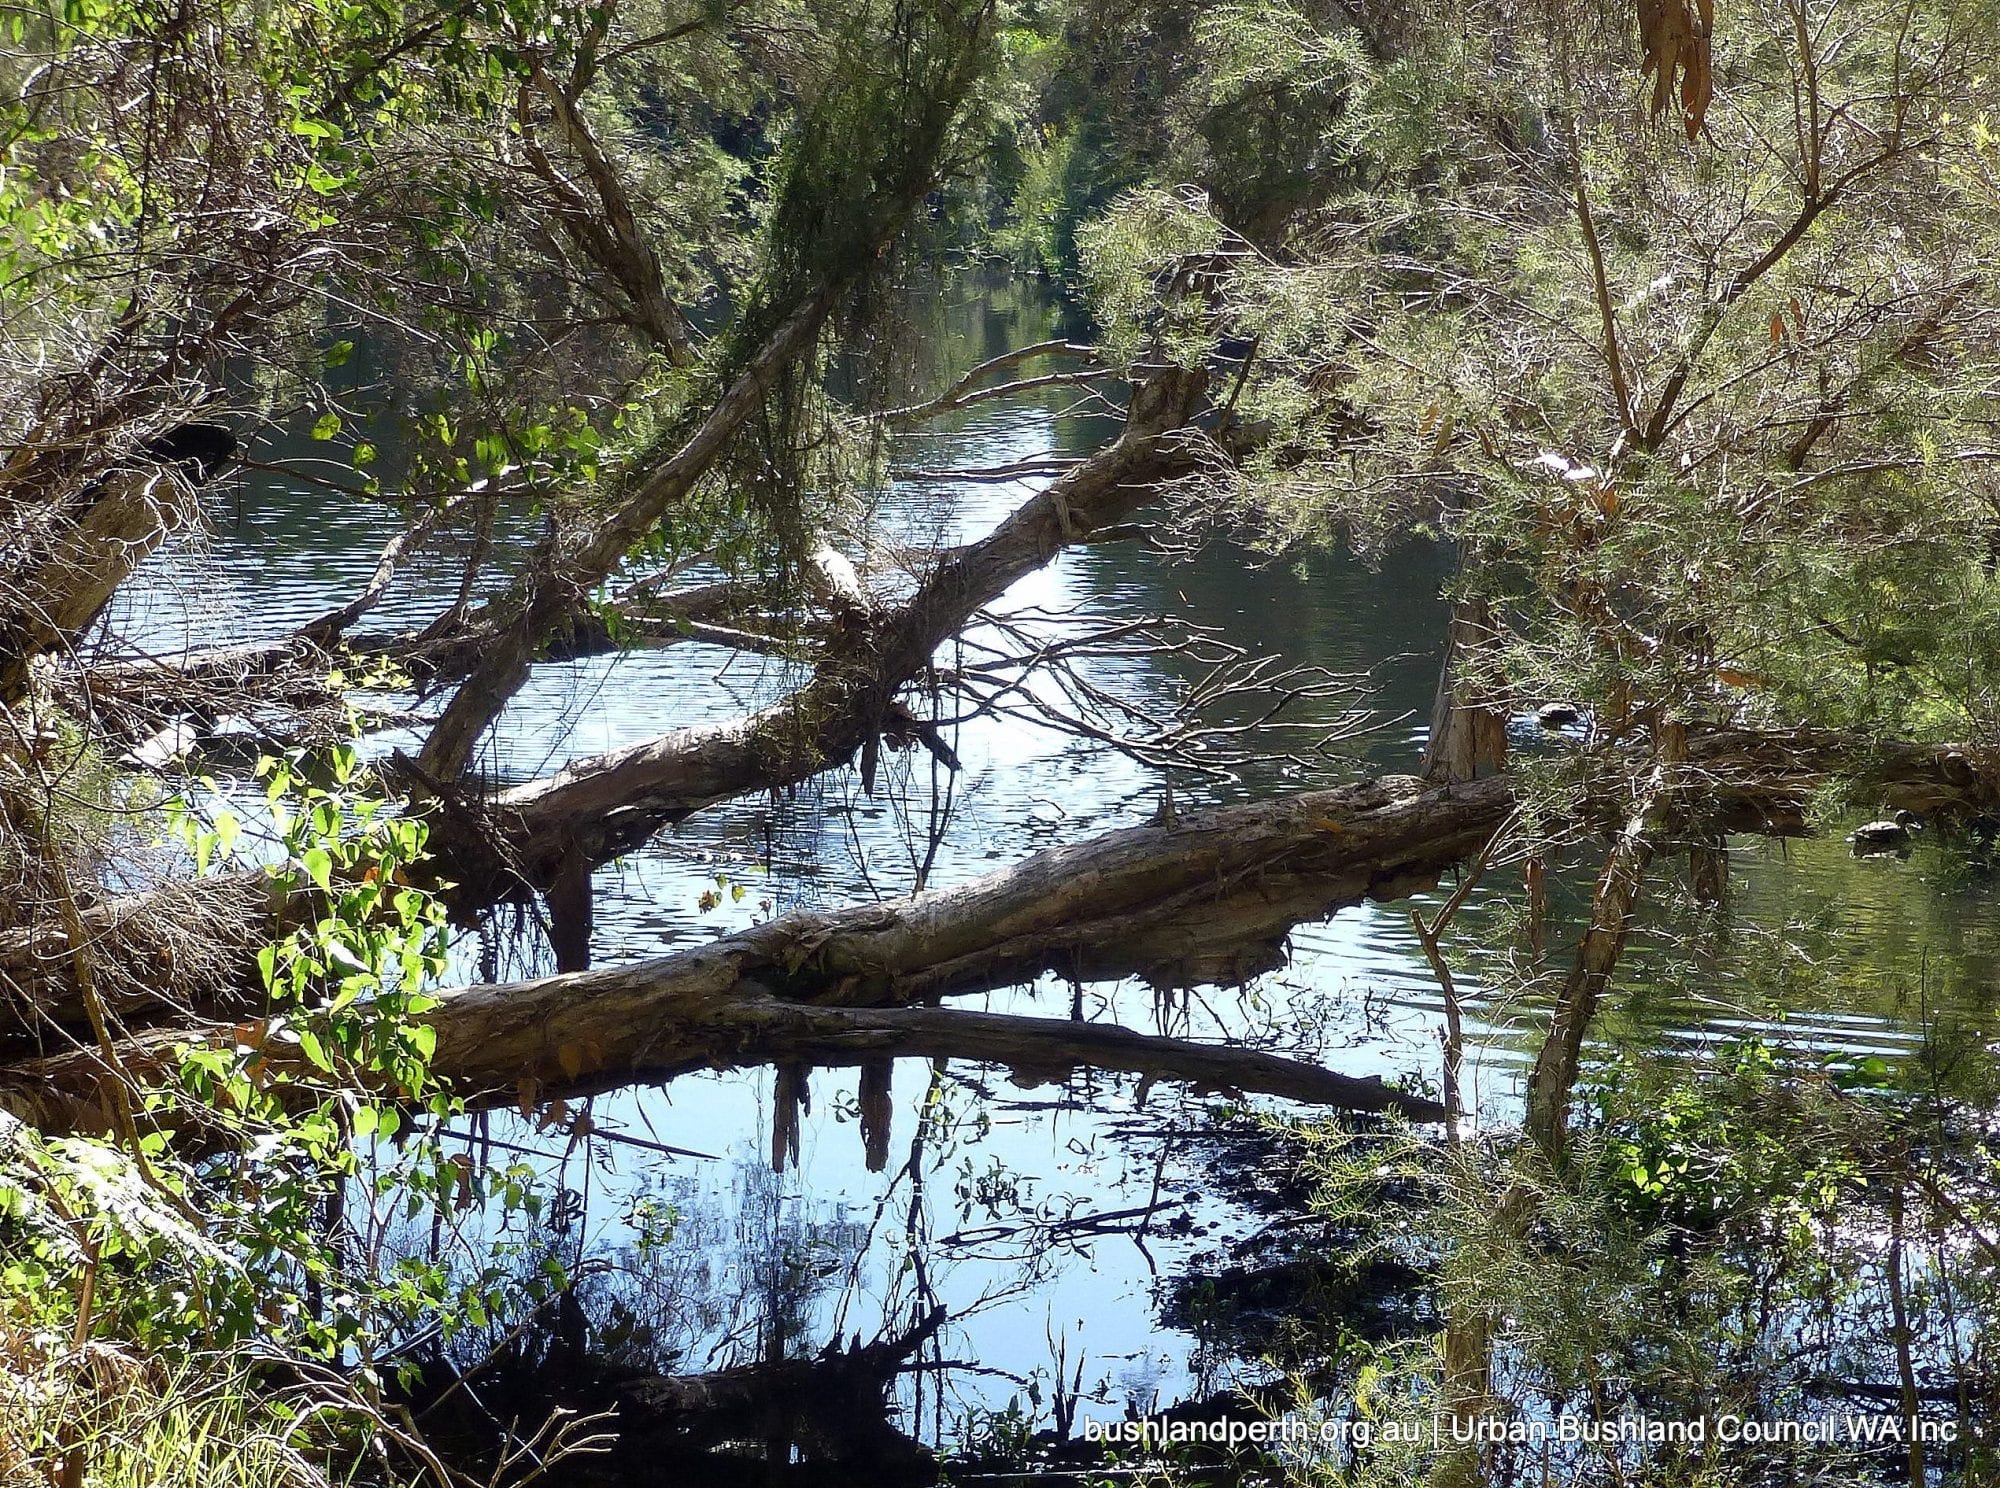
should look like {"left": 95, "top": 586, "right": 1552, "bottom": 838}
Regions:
{"left": 112, "top": 271, "right": 2000, "bottom": 1463}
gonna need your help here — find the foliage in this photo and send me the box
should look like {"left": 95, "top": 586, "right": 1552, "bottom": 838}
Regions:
{"left": 1280, "top": 1025, "right": 1997, "bottom": 1485}
{"left": 0, "top": 1347, "right": 346, "bottom": 1488}
{"left": 0, "top": 750, "right": 561, "bottom": 1477}
{"left": 1058, "top": 0, "right": 2000, "bottom": 749}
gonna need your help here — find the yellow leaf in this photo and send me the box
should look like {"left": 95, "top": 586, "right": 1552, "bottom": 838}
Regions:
{"left": 1715, "top": 667, "right": 1766, "bottom": 689}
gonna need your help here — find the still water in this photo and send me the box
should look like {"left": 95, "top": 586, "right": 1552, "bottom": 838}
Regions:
{"left": 112, "top": 274, "right": 2000, "bottom": 1443}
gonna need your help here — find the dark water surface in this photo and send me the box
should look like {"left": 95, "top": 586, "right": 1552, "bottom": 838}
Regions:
{"left": 112, "top": 275, "right": 2000, "bottom": 1443}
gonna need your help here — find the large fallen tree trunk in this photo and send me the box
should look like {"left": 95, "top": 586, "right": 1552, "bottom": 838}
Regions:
{"left": 11, "top": 720, "right": 1996, "bottom": 1022}
{"left": 9, "top": 723, "right": 1992, "bottom": 1041}
{"left": 1, "top": 773, "right": 1501, "bottom": 1134}
{"left": 9, "top": 723, "right": 1999, "bottom": 1133}
{"left": 1686, "top": 726, "right": 2000, "bottom": 823}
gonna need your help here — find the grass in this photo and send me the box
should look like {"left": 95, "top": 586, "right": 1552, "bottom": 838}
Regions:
{"left": 1, "top": 1333, "right": 337, "bottom": 1488}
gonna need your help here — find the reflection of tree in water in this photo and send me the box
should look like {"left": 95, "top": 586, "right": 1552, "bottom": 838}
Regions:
{"left": 573, "top": 1159, "right": 873, "bottom": 1376}
{"left": 413, "top": 1157, "right": 925, "bottom": 1487}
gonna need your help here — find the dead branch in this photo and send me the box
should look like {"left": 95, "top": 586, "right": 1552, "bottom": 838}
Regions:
{"left": 881, "top": 340, "right": 1109, "bottom": 423}
{"left": 437, "top": 365, "right": 1215, "bottom": 894}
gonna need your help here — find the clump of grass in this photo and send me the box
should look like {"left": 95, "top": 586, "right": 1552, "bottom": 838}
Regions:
{"left": 1, "top": 1333, "right": 339, "bottom": 1488}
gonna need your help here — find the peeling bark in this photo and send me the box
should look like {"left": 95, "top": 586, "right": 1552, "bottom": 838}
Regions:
{"left": 11, "top": 723, "right": 1995, "bottom": 1055}
{"left": 421, "top": 771, "right": 1486, "bottom": 1118}
{"left": 2, "top": 775, "right": 1494, "bottom": 1133}
{"left": 1420, "top": 598, "right": 1509, "bottom": 784}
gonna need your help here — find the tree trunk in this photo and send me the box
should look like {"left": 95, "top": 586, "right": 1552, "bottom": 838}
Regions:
{"left": 1421, "top": 598, "right": 1509, "bottom": 784}
{"left": 1520, "top": 768, "right": 1668, "bottom": 1168}
{"left": 2, "top": 773, "right": 1504, "bottom": 1134}
{"left": 1, "top": 470, "right": 202, "bottom": 703}
{"left": 445, "top": 367, "right": 1211, "bottom": 895}
{"left": 414, "top": 286, "right": 844, "bottom": 781}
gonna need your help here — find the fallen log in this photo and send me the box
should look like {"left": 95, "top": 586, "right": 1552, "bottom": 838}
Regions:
{"left": 1, "top": 775, "right": 1492, "bottom": 1133}
{"left": 11, "top": 726, "right": 2000, "bottom": 1133}
{"left": 8, "top": 723, "right": 1991, "bottom": 1051}
{"left": 476, "top": 723, "right": 1989, "bottom": 899}
{"left": 1687, "top": 726, "right": 2000, "bottom": 824}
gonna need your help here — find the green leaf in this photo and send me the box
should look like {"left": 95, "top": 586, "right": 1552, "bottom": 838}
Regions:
{"left": 303, "top": 847, "right": 333, "bottom": 891}
{"left": 311, "top": 412, "right": 342, "bottom": 441}
{"left": 298, "top": 1028, "right": 332, "bottom": 1071}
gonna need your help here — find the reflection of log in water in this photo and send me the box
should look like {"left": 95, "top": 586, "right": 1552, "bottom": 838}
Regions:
{"left": 613, "top": 1308, "right": 944, "bottom": 1468}
{"left": 412, "top": 1307, "right": 947, "bottom": 1487}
